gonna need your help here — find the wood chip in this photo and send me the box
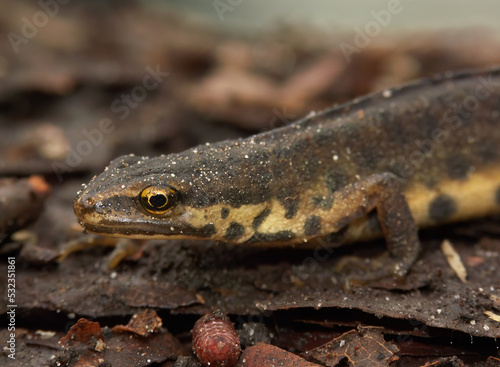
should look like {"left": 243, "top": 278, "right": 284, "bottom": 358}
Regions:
{"left": 441, "top": 239, "right": 467, "bottom": 283}
{"left": 484, "top": 311, "right": 500, "bottom": 323}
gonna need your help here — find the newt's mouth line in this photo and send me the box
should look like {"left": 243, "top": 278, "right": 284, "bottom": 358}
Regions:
{"left": 80, "top": 221, "right": 185, "bottom": 237}
{"left": 77, "top": 214, "right": 201, "bottom": 238}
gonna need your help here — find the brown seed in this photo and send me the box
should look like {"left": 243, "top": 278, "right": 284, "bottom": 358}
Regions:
{"left": 192, "top": 310, "right": 241, "bottom": 367}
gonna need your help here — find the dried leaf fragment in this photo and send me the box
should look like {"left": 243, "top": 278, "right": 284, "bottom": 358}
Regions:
{"left": 59, "top": 318, "right": 104, "bottom": 348}
{"left": 55, "top": 319, "right": 183, "bottom": 366}
{"left": 112, "top": 308, "right": 163, "bottom": 336}
{"left": 301, "top": 326, "right": 399, "bottom": 367}
{"left": 236, "top": 342, "right": 321, "bottom": 367}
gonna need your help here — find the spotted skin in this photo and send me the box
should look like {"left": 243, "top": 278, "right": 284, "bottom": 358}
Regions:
{"left": 429, "top": 195, "right": 457, "bottom": 222}
{"left": 326, "top": 170, "right": 349, "bottom": 194}
{"left": 252, "top": 208, "right": 270, "bottom": 230}
{"left": 74, "top": 68, "right": 500, "bottom": 277}
{"left": 304, "top": 216, "right": 321, "bottom": 236}
{"left": 221, "top": 208, "right": 230, "bottom": 219}
{"left": 446, "top": 155, "right": 472, "bottom": 180}
{"left": 225, "top": 222, "right": 245, "bottom": 240}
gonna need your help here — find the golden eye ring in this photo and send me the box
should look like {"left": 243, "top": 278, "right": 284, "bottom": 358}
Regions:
{"left": 139, "top": 186, "right": 179, "bottom": 215}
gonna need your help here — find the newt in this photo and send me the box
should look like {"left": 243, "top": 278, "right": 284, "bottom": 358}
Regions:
{"left": 73, "top": 68, "right": 500, "bottom": 279}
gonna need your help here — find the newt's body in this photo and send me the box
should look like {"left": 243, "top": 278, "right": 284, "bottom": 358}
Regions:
{"left": 74, "top": 69, "right": 500, "bottom": 278}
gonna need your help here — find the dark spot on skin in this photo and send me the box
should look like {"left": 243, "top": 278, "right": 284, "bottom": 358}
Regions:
{"left": 477, "top": 140, "right": 498, "bottom": 163}
{"left": 277, "top": 189, "right": 299, "bottom": 219}
{"left": 320, "top": 198, "right": 333, "bottom": 210}
{"left": 496, "top": 186, "right": 500, "bottom": 205}
{"left": 221, "top": 208, "right": 230, "bottom": 219}
{"left": 421, "top": 174, "right": 439, "bottom": 189}
{"left": 200, "top": 224, "right": 217, "bottom": 237}
{"left": 283, "top": 199, "right": 299, "bottom": 219}
{"left": 225, "top": 222, "right": 245, "bottom": 240}
{"left": 429, "top": 194, "right": 457, "bottom": 222}
{"left": 304, "top": 216, "right": 321, "bottom": 236}
{"left": 325, "top": 169, "right": 349, "bottom": 194}
{"left": 246, "top": 231, "right": 296, "bottom": 244}
{"left": 446, "top": 155, "right": 471, "bottom": 180}
{"left": 312, "top": 195, "right": 323, "bottom": 207}
{"left": 311, "top": 195, "right": 333, "bottom": 210}
{"left": 252, "top": 208, "right": 270, "bottom": 230}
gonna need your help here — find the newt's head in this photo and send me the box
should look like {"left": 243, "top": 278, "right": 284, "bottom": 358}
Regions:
{"left": 74, "top": 144, "right": 277, "bottom": 243}
{"left": 74, "top": 152, "right": 218, "bottom": 240}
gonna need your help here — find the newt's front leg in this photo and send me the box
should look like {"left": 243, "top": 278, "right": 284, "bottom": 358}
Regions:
{"left": 333, "top": 172, "right": 420, "bottom": 281}
{"left": 58, "top": 235, "right": 143, "bottom": 269}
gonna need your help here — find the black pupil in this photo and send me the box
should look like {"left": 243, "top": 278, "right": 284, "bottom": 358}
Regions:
{"left": 149, "top": 194, "right": 167, "bottom": 208}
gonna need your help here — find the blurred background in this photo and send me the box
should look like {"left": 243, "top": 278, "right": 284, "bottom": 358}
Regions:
{"left": 165, "top": 0, "right": 500, "bottom": 32}
{"left": 1, "top": 0, "right": 500, "bottom": 178}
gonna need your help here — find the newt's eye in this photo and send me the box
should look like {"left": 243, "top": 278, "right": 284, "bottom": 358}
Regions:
{"left": 140, "top": 186, "right": 179, "bottom": 215}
